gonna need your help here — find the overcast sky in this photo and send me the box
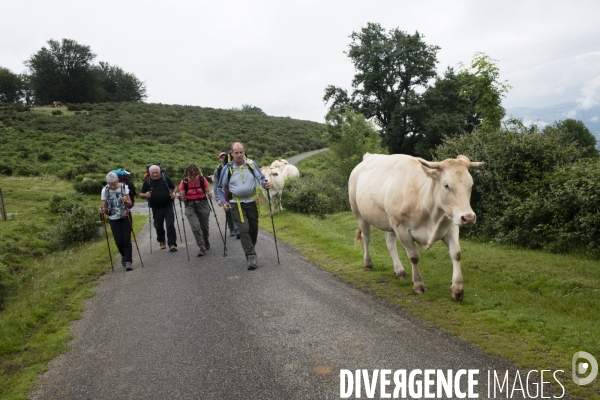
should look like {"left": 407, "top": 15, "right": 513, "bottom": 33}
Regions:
{"left": 3, "top": 0, "right": 600, "bottom": 123}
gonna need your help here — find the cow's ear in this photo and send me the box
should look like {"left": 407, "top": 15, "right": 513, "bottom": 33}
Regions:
{"left": 469, "top": 161, "right": 485, "bottom": 168}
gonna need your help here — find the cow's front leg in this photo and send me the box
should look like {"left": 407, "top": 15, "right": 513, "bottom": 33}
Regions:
{"left": 385, "top": 231, "right": 407, "bottom": 279}
{"left": 397, "top": 232, "right": 426, "bottom": 294}
{"left": 443, "top": 226, "right": 464, "bottom": 302}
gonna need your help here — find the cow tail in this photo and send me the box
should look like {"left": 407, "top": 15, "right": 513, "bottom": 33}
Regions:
{"left": 355, "top": 228, "right": 362, "bottom": 243}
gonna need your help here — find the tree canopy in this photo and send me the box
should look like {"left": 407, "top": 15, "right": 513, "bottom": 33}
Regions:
{"left": 22, "top": 38, "right": 146, "bottom": 105}
{"left": 0, "top": 67, "right": 26, "bottom": 103}
{"left": 324, "top": 23, "right": 440, "bottom": 155}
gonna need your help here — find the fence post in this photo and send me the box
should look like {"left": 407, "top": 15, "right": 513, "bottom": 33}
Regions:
{"left": 0, "top": 187, "right": 6, "bottom": 221}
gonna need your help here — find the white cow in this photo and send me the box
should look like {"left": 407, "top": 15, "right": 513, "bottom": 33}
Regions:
{"left": 282, "top": 164, "right": 300, "bottom": 179}
{"left": 348, "top": 153, "right": 484, "bottom": 301}
{"left": 260, "top": 166, "right": 285, "bottom": 214}
{"left": 271, "top": 157, "right": 289, "bottom": 170}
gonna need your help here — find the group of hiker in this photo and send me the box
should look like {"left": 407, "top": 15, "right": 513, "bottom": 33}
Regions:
{"left": 99, "top": 142, "right": 273, "bottom": 272}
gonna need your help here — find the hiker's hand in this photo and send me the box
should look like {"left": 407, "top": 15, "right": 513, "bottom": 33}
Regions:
{"left": 217, "top": 200, "right": 223, "bottom": 207}
{"left": 223, "top": 203, "right": 231, "bottom": 211}
{"left": 207, "top": 191, "right": 213, "bottom": 199}
{"left": 264, "top": 180, "right": 271, "bottom": 189}
{"left": 98, "top": 207, "right": 105, "bottom": 214}
{"left": 170, "top": 192, "right": 176, "bottom": 199}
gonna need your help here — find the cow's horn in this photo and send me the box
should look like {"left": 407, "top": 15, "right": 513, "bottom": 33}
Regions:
{"left": 418, "top": 158, "right": 441, "bottom": 169}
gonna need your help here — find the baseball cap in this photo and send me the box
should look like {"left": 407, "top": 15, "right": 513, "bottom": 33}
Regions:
{"left": 218, "top": 152, "right": 227, "bottom": 158}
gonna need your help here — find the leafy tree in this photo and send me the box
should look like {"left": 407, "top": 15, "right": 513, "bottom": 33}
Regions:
{"left": 96, "top": 62, "right": 147, "bottom": 102}
{"left": 412, "top": 68, "right": 478, "bottom": 158}
{"left": 0, "top": 67, "right": 25, "bottom": 103}
{"left": 324, "top": 23, "right": 440, "bottom": 155}
{"left": 326, "top": 105, "right": 386, "bottom": 180}
{"left": 26, "top": 38, "right": 102, "bottom": 105}
{"left": 240, "top": 104, "right": 266, "bottom": 115}
{"left": 457, "top": 52, "right": 511, "bottom": 131}
{"left": 542, "top": 119, "right": 598, "bottom": 158}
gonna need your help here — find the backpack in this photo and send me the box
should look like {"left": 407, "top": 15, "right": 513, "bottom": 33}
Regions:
{"left": 110, "top": 169, "right": 136, "bottom": 206}
{"left": 103, "top": 182, "right": 132, "bottom": 210}
{"left": 182, "top": 174, "right": 205, "bottom": 200}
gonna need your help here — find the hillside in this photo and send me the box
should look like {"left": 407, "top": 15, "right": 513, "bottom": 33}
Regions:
{"left": 0, "top": 102, "right": 327, "bottom": 181}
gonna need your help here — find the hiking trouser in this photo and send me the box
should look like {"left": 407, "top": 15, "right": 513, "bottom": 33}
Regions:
{"left": 229, "top": 201, "right": 259, "bottom": 256}
{"left": 185, "top": 199, "right": 210, "bottom": 247}
{"left": 152, "top": 204, "right": 177, "bottom": 246}
{"left": 108, "top": 217, "right": 132, "bottom": 263}
{"left": 225, "top": 209, "right": 237, "bottom": 232}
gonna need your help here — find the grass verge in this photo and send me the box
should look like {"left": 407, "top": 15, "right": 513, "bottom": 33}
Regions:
{"left": 0, "top": 177, "right": 146, "bottom": 399}
{"left": 258, "top": 204, "right": 600, "bottom": 399}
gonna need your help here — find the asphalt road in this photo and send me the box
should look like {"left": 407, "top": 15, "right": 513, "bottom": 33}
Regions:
{"left": 30, "top": 152, "right": 569, "bottom": 399}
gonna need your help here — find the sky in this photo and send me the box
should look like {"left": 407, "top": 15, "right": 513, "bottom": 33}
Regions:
{"left": 2, "top": 0, "right": 600, "bottom": 123}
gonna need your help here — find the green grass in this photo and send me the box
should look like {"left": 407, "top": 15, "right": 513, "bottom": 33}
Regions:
{"left": 0, "top": 176, "right": 145, "bottom": 399}
{"left": 257, "top": 204, "right": 600, "bottom": 399}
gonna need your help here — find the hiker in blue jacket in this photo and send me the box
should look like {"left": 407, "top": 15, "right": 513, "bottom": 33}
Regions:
{"left": 216, "top": 142, "right": 271, "bottom": 270}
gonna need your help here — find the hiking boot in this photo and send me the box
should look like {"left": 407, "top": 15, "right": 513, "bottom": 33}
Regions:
{"left": 125, "top": 262, "right": 133, "bottom": 271}
{"left": 230, "top": 229, "right": 235, "bottom": 237}
{"left": 197, "top": 247, "right": 206, "bottom": 257}
{"left": 159, "top": 242, "right": 166, "bottom": 250}
{"left": 169, "top": 244, "right": 178, "bottom": 252}
{"left": 121, "top": 256, "right": 126, "bottom": 267}
{"left": 235, "top": 229, "right": 241, "bottom": 239}
{"left": 204, "top": 240, "right": 210, "bottom": 250}
{"left": 247, "top": 254, "right": 257, "bottom": 270}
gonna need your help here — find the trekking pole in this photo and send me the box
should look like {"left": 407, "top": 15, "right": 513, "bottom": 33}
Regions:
{"left": 266, "top": 188, "right": 281, "bottom": 265}
{"left": 162, "top": 173, "right": 182, "bottom": 243}
{"left": 178, "top": 198, "right": 190, "bottom": 261}
{"left": 208, "top": 196, "right": 226, "bottom": 245}
{"left": 101, "top": 213, "right": 114, "bottom": 271}
{"left": 223, "top": 214, "right": 228, "bottom": 257}
{"left": 148, "top": 202, "right": 153, "bottom": 254}
{"left": 126, "top": 211, "right": 145, "bottom": 268}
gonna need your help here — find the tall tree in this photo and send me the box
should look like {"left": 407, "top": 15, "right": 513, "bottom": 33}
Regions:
{"left": 543, "top": 119, "right": 598, "bottom": 159}
{"left": 324, "top": 23, "right": 440, "bottom": 155}
{"left": 96, "top": 62, "right": 147, "bottom": 102}
{"left": 0, "top": 67, "right": 25, "bottom": 103}
{"left": 26, "top": 38, "right": 102, "bottom": 105}
{"left": 457, "top": 52, "right": 511, "bottom": 131}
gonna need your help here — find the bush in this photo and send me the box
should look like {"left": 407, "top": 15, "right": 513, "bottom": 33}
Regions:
{"left": 282, "top": 176, "right": 350, "bottom": 218}
{"left": 49, "top": 193, "right": 85, "bottom": 214}
{"left": 0, "top": 164, "right": 12, "bottom": 176}
{"left": 0, "top": 261, "right": 10, "bottom": 310}
{"left": 436, "top": 129, "right": 585, "bottom": 241}
{"left": 51, "top": 110, "right": 63, "bottom": 115}
{"left": 73, "top": 174, "right": 105, "bottom": 194}
{"left": 54, "top": 205, "right": 100, "bottom": 247}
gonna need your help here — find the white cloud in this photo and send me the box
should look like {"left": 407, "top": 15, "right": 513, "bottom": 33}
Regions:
{"left": 576, "top": 76, "right": 600, "bottom": 110}
{"left": 2, "top": 0, "right": 600, "bottom": 122}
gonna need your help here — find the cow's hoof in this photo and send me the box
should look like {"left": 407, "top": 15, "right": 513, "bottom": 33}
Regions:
{"left": 395, "top": 270, "right": 408, "bottom": 279}
{"left": 413, "top": 284, "right": 427, "bottom": 294}
{"left": 363, "top": 264, "right": 373, "bottom": 271}
{"left": 451, "top": 288, "right": 464, "bottom": 302}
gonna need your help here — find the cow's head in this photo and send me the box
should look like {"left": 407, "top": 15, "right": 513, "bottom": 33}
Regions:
{"left": 418, "top": 155, "right": 485, "bottom": 226}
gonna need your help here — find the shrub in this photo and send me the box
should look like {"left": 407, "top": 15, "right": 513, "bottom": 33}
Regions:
{"left": 73, "top": 174, "right": 105, "bottom": 195}
{"left": 282, "top": 176, "right": 350, "bottom": 218}
{"left": 0, "top": 164, "right": 12, "bottom": 176}
{"left": 54, "top": 205, "right": 100, "bottom": 247}
{"left": 0, "top": 261, "right": 10, "bottom": 310}
{"left": 51, "top": 110, "right": 63, "bottom": 116}
{"left": 49, "top": 193, "right": 85, "bottom": 214}
{"left": 38, "top": 151, "right": 53, "bottom": 162}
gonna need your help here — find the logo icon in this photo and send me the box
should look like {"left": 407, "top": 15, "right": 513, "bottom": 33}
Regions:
{"left": 572, "top": 351, "right": 598, "bottom": 385}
